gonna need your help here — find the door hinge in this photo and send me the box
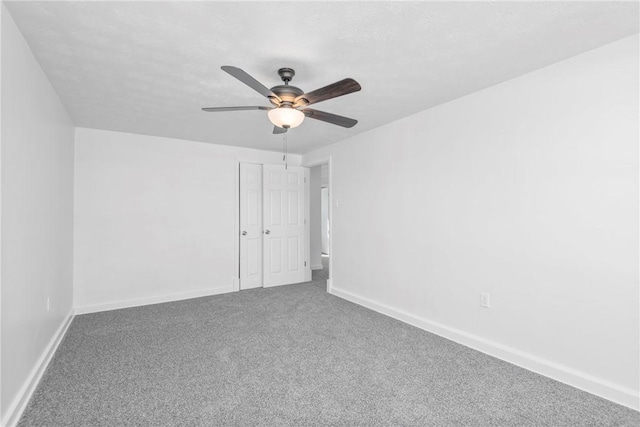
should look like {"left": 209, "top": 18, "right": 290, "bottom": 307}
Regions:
{"left": 304, "top": 177, "right": 307, "bottom": 183}
{"left": 304, "top": 261, "right": 307, "bottom": 267}
{"left": 304, "top": 219, "right": 306, "bottom": 225}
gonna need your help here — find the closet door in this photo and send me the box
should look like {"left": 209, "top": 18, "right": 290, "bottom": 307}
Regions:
{"left": 239, "top": 163, "right": 263, "bottom": 289}
{"left": 263, "top": 164, "right": 308, "bottom": 287}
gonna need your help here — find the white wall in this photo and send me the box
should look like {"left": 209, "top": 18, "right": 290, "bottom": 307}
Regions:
{"left": 1, "top": 4, "right": 75, "bottom": 423}
{"left": 309, "top": 165, "right": 322, "bottom": 269}
{"left": 73, "top": 128, "right": 301, "bottom": 312}
{"left": 304, "top": 35, "right": 639, "bottom": 409}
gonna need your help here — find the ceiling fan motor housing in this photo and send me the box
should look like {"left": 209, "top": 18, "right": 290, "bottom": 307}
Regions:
{"left": 270, "top": 84, "right": 304, "bottom": 105}
{"left": 268, "top": 68, "right": 309, "bottom": 107}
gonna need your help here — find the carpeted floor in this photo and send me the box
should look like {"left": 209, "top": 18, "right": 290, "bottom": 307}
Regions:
{"left": 19, "top": 259, "right": 639, "bottom": 426}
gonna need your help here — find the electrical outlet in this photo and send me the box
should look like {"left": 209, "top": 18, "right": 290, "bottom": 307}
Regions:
{"left": 47, "top": 297, "right": 50, "bottom": 312}
{"left": 480, "top": 293, "right": 490, "bottom": 308}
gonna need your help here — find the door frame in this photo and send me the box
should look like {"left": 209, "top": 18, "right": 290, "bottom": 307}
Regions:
{"left": 234, "top": 160, "right": 311, "bottom": 291}
{"left": 233, "top": 160, "right": 242, "bottom": 292}
{"left": 302, "top": 155, "right": 333, "bottom": 293}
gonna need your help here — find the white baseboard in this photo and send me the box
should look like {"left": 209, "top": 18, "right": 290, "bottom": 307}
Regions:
{"left": 2, "top": 310, "right": 75, "bottom": 427}
{"left": 311, "top": 264, "right": 323, "bottom": 270}
{"left": 330, "top": 286, "right": 640, "bottom": 411}
{"left": 74, "top": 285, "right": 234, "bottom": 315}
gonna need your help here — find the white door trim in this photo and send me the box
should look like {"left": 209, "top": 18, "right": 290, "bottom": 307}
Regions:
{"left": 303, "top": 155, "right": 333, "bottom": 292}
{"left": 233, "top": 160, "right": 241, "bottom": 291}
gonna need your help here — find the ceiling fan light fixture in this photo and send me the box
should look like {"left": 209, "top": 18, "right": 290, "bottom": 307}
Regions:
{"left": 268, "top": 106, "right": 305, "bottom": 129}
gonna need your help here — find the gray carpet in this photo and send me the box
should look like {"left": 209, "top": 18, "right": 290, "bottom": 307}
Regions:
{"left": 19, "top": 260, "right": 639, "bottom": 426}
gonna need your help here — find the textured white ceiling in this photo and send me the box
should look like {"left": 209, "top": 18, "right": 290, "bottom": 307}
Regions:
{"left": 5, "top": 1, "right": 639, "bottom": 154}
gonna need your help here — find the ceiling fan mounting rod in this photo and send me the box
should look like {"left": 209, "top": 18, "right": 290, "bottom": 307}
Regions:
{"left": 278, "top": 67, "right": 295, "bottom": 85}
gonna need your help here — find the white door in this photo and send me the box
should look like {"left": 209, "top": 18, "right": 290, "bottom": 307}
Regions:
{"left": 263, "top": 164, "right": 309, "bottom": 287}
{"left": 239, "top": 163, "right": 263, "bottom": 289}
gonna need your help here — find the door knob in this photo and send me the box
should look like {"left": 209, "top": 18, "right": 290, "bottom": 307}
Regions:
{"left": 264, "top": 230, "right": 270, "bottom": 235}
{"left": 241, "top": 231, "right": 247, "bottom": 236}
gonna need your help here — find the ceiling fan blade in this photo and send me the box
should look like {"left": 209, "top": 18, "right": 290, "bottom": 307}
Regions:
{"left": 295, "top": 78, "right": 361, "bottom": 107}
{"left": 273, "top": 126, "right": 288, "bottom": 134}
{"left": 201, "top": 106, "right": 271, "bottom": 112}
{"left": 302, "top": 108, "right": 358, "bottom": 128}
{"left": 221, "top": 66, "right": 281, "bottom": 102}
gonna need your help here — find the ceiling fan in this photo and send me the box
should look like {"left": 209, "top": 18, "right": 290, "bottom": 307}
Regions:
{"left": 202, "top": 66, "right": 361, "bottom": 134}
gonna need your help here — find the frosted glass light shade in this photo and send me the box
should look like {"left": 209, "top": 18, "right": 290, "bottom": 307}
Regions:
{"left": 268, "top": 106, "right": 305, "bottom": 129}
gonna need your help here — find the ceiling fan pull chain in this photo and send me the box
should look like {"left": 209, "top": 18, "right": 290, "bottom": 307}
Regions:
{"left": 283, "top": 132, "right": 288, "bottom": 170}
